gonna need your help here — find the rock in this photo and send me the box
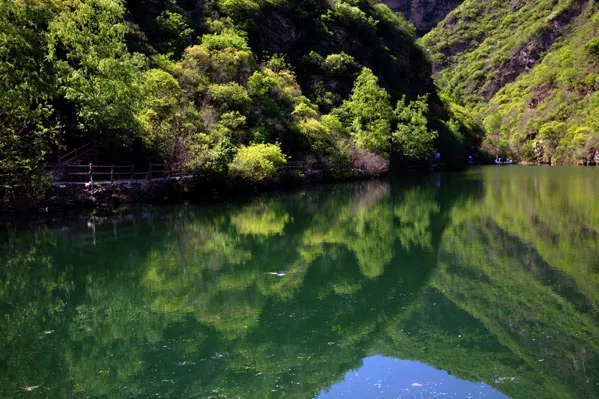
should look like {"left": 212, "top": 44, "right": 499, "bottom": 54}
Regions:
{"left": 380, "top": 0, "right": 463, "bottom": 35}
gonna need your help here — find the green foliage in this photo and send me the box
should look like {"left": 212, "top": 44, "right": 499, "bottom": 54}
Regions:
{"left": 0, "top": 0, "right": 58, "bottom": 188}
{"left": 198, "top": 29, "right": 254, "bottom": 84}
{"left": 323, "top": 0, "right": 377, "bottom": 30}
{"left": 371, "top": 3, "right": 415, "bottom": 37}
{"left": 0, "top": 0, "right": 463, "bottom": 192}
{"left": 323, "top": 52, "right": 356, "bottom": 76}
{"left": 207, "top": 82, "right": 251, "bottom": 112}
{"left": 393, "top": 95, "right": 438, "bottom": 161}
{"left": 585, "top": 37, "right": 599, "bottom": 56}
{"left": 423, "top": 1, "right": 599, "bottom": 163}
{"left": 156, "top": 10, "right": 193, "bottom": 57}
{"left": 218, "top": 0, "right": 261, "bottom": 24}
{"left": 228, "top": 143, "right": 287, "bottom": 183}
{"left": 136, "top": 68, "right": 199, "bottom": 159}
{"left": 342, "top": 67, "right": 393, "bottom": 155}
{"left": 479, "top": 7, "right": 599, "bottom": 163}
{"left": 48, "top": 0, "right": 146, "bottom": 137}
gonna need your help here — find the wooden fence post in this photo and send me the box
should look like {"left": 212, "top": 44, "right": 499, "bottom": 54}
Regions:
{"left": 88, "top": 163, "right": 93, "bottom": 192}
{"left": 147, "top": 161, "right": 152, "bottom": 180}
{"left": 130, "top": 164, "right": 134, "bottom": 180}
{"left": 110, "top": 165, "right": 115, "bottom": 184}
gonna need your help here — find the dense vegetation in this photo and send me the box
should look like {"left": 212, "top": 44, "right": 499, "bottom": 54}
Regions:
{"left": 3, "top": 0, "right": 599, "bottom": 198}
{"left": 0, "top": 0, "right": 480, "bottom": 194}
{"left": 422, "top": 0, "right": 599, "bottom": 164}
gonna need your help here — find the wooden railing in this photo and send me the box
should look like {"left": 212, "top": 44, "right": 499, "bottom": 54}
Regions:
{"left": 47, "top": 162, "right": 182, "bottom": 185}
{"left": 57, "top": 141, "right": 98, "bottom": 165}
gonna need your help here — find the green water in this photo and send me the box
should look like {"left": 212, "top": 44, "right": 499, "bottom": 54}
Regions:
{"left": 1, "top": 166, "right": 598, "bottom": 399}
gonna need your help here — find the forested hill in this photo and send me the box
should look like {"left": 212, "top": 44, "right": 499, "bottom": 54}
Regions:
{"left": 0, "top": 0, "right": 480, "bottom": 193}
{"left": 421, "top": 0, "right": 599, "bottom": 164}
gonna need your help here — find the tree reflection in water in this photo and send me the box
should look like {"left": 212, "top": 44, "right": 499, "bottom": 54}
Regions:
{"left": 0, "top": 167, "right": 598, "bottom": 399}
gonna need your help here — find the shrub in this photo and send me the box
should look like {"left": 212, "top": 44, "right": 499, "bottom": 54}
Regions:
{"left": 585, "top": 37, "right": 599, "bottom": 57}
{"left": 229, "top": 143, "right": 287, "bottom": 183}
{"left": 372, "top": 3, "right": 415, "bottom": 37}
{"left": 207, "top": 82, "right": 251, "bottom": 111}
{"left": 323, "top": 52, "right": 356, "bottom": 76}
{"left": 297, "top": 118, "right": 330, "bottom": 151}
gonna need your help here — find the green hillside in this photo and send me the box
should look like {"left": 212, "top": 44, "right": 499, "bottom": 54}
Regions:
{"left": 421, "top": 0, "right": 599, "bottom": 163}
{"left": 0, "top": 0, "right": 480, "bottom": 196}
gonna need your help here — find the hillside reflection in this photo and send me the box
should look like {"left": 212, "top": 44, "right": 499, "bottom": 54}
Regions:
{"left": 1, "top": 167, "right": 598, "bottom": 399}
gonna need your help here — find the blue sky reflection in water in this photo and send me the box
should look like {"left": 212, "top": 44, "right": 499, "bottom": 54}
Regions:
{"left": 0, "top": 167, "right": 598, "bottom": 398}
{"left": 317, "top": 356, "right": 511, "bottom": 399}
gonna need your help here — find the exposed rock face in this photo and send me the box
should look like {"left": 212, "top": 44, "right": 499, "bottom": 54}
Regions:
{"left": 381, "top": 0, "right": 462, "bottom": 34}
{"left": 479, "top": 1, "right": 585, "bottom": 100}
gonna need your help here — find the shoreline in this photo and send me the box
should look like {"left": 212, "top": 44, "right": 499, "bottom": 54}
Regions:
{"left": 0, "top": 168, "right": 392, "bottom": 217}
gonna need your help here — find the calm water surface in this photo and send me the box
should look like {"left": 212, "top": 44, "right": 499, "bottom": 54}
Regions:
{"left": 1, "top": 166, "right": 598, "bottom": 398}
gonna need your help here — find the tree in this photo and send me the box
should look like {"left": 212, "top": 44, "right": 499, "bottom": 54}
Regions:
{"left": 392, "top": 95, "right": 438, "bottom": 161}
{"left": 228, "top": 143, "right": 287, "bottom": 183}
{"left": 343, "top": 68, "right": 393, "bottom": 156}
{"left": 156, "top": 10, "right": 193, "bottom": 58}
{"left": 538, "top": 121, "right": 565, "bottom": 164}
{"left": 0, "top": 0, "right": 59, "bottom": 189}
{"left": 136, "top": 69, "right": 199, "bottom": 163}
{"left": 47, "top": 0, "right": 146, "bottom": 140}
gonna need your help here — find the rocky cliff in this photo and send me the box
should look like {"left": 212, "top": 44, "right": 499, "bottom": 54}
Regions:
{"left": 381, "top": 0, "right": 462, "bottom": 34}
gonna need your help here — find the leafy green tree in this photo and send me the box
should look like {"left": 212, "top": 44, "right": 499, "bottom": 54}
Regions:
{"left": 197, "top": 28, "right": 254, "bottom": 84}
{"left": 228, "top": 143, "right": 287, "bottom": 183}
{"left": 343, "top": 68, "right": 393, "bottom": 156}
{"left": 0, "top": 0, "right": 58, "bottom": 188}
{"left": 136, "top": 68, "right": 199, "bottom": 162}
{"left": 538, "top": 121, "right": 566, "bottom": 163}
{"left": 156, "top": 10, "right": 193, "bottom": 58}
{"left": 392, "top": 95, "right": 438, "bottom": 161}
{"left": 47, "top": 0, "right": 146, "bottom": 139}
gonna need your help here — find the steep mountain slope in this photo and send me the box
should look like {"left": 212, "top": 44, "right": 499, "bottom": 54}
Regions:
{"left": 381, "top": 0, "right": 462, "bottom": 34}
{"left": 421, "top": 0, "right": 599, "bottom": 163}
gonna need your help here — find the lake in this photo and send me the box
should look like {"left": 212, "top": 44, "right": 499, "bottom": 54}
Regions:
{"left": 1, "top": 166, "right": 598, "bottom": 398}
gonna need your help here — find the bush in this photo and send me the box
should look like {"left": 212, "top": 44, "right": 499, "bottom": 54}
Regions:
{"left": 323, "top": 52, "right": 356, "bottom": 76}
{"left": 229, "top": 143, "right": 287, "bottom": 183}
{"left": 297, "top": 118, "right": 330, "bottom": 151}
{"left": 372, "top": 3, "right": 415, "bottom": 37}
{"left": 585, "top": 37, "right": 599, "bottom": 57}
{"left": 207, "top": 82, "right": 251, "bottom": 111}
{"left": 325, "top": 0, "right": 377, "bottom": 30}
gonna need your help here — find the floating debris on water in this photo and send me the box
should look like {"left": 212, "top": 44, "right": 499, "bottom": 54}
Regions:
{"left": 494, "top": 377, "right": 517, "bottom": 383}
{"left": 176, "top": 361, "right": 197, "bottom": 366}
{"left": 267, "top": 272, "right": 287, "bottom": 277}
